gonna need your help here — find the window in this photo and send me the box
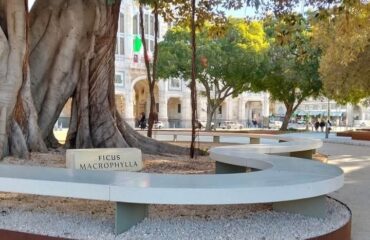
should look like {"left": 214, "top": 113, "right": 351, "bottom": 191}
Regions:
{"left": 145, "top": 39, "right": 149, "bottom": 50}
{"left": 119, "top": 13, "right": 124, "bottom": 33}
{"left": 115, "top": 72, "right": 125, "bottom": 86}
{"left": 218, "top": 106, "right": 222, "bottom": 114}
{"left": 119, "top": 36, "right": 124, "bottom": 55}
{"left": 144, "top": 14, "right": 149, "bottom": 34}
{"left": 313, "top": 105, "right": 318, "bottom": 110}
{"left": 156, "top": 103, "right": 159, "bottom": 113}
{"left": 115, "top": 37, "right": 124, "bottom": 55}
{"left": 177, "top": 104, "right": 181, "bottom": 113}
{"left": 168, "top": 78, "right": 181, "bottom": 90}
{"left": 150, "top": 39, "right": 154, "bottom": 52}
{"left": 150, "top": 15, "right": 154, "bottom": 35}
{"left": 133, "top": 14, "right": 138, "bottom": 35}
{"left": 132, "top": 12, "right": 156, "bottom": 56}
{"left": 304, "top": 105, "right": 309, "bottom": 110}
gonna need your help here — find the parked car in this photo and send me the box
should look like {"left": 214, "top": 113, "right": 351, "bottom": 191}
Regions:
{"left": 196, "top": 120, "right": 215, "bottom": 130}
{"left": 269, "top": 120, "right": 282, "bottom": 129}
{"left": 220, "top": 121, "right": 243, "bottom": 129}
{"left": 146, "top": 121, "right": 163, "bottom": 129}
{"left": 153, "top": 121, "right": 163, "bottom": 129}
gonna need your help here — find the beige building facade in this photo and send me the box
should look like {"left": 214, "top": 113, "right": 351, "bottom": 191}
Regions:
{"left": 113, "top": 1, "right": 269, "bottom": 128}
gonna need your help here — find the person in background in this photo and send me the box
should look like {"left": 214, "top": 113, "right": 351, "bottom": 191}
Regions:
{"left": 319, "top": 120, "right": 325, "bottom": 132}
{"left": 327, "top": 119, "right": 332, "bottom": 133}
{"left": 314, "top": 120, "right": 320, "bottom": 132}
{"left": 139, "top": 112, "right": 146, "bottom": 130}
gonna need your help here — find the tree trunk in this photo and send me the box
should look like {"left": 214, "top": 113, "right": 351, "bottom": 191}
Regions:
{"left": 28, "top": 0, "right": 188, "bottom": 155}
{"left": 0, "top": 0, "right": 46, "bottom": 159}
{"left": 29, "top": 0, "right": 91, "bottom": 140}
{"left": 190, "top": 0, "right": 197, "bottom": 158}
{"left": 206, "top": 103, "right": 216, "bottom": 131}
{"left": 138, "top": 2, "right": 159, "bottom": 138}
{"left": 280, "top": 103, "right": 294, "bottom": 131}
{"left": 149, "top": 2, "right": 160, "bottom": 137}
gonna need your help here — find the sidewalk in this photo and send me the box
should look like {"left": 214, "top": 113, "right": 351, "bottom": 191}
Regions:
{"left": 319, "top": 143, "right": 370, "bottom": 240}
{"left": 283, "top": 131, "right": 370, "bottom": 147}
{"left": 283, "top": 132, "right": 370, "bottom": 239}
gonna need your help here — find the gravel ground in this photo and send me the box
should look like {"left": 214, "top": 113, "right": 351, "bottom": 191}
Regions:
{"left": 0, "top": 150, "right": 349, "bottom": 240}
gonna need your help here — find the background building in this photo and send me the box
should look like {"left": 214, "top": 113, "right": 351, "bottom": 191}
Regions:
{"left": 113, "top": 1, "right": 268, "bottom": 128}
{"left": 271, "top": 98, "right": 370, "bottom": 127}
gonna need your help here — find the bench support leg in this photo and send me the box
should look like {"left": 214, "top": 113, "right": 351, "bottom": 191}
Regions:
{"left": 273, "top": 196, "right": 326, "bottom": 218}
{"left": 213, "top": 136, "right": 220, "bottom": 143}
{"left": 290, "top": 149, "right": 315, "bottom": 159}
{"left": 215, "top": 161, "right": 246, "bottom": 174}
{"left": 115, "top": 202, "right": 148, "bottom": 235}
{"left": 250, "top": 137, "right": 260, "bottom": 144}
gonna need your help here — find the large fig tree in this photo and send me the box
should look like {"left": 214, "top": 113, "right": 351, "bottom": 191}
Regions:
{"left": 0, "top": 0, "right": 187, "bottom": 160}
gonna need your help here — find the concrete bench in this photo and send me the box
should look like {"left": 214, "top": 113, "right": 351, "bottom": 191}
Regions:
{"left": 0, "top": 134, "right": 343, "bottom": 235}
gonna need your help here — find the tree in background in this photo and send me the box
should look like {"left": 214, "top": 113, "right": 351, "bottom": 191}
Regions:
{"left": 157, "top": 19, "right": 267, "bottom": 130}
{"left": 312, "top": 1, "right": 370, "bottom": 104}
{"left": 254, "top": 15, "right": 322, "bottom": 131}
{"left": 158, "top": 0, "right": 225, "bottom": 157}
{"left": 137, "top": 0, "right": 160, "bottom": 138}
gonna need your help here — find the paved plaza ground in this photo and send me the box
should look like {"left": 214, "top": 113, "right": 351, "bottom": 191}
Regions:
{"left": 318, "top": 142, "right": 370, "bottom": 240}
{"left": 283, "top": 132, "right": 370, "bottom": 240}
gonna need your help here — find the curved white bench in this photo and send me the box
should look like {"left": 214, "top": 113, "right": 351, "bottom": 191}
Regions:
{"left": 0, "top": 134, "right": 343, "bottom": 234}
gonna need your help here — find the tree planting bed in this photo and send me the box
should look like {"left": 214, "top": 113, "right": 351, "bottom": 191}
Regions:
{"left": 0, "top": 150, "right": 350, "bottom": 240}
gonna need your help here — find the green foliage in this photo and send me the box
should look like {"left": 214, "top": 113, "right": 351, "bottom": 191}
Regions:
{"left": 255, "top": 15, "right": 322, "bottom": 108}
{"left": 158, "top": 19, "right": 267, "bottom": 104}
{"left": 311, "top": 1, "right": 370, "bottom": 103}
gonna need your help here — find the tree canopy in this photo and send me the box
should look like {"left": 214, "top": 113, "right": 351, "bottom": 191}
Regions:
{"left": 311, "top": 1, "right": 370, "bottom": 103}
{"left": 157, "top": 19, "right": 268, "bottom": 129}
{"left": 254, "top": 15, "right": 322, "bottom": 130}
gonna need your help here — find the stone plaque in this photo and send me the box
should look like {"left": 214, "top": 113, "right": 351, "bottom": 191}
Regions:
{"left": 66, "top": 148, "right": 142, "bottom": 172}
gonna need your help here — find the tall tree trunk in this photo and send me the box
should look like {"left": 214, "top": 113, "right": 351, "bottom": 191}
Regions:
{"left": 0, "top": 0, "right": 46, "bottom": 159}
{"left": 138, "top": 2, "right": 159, "bottom": 138}
{"left": 150, "top": 1, "right": 160, "bottom": 136}
{"left": 190, "top": 0, "right": 198, "bottom": 158}
{"left": 206, "top": 103, "right": 216, "bottom": 131}
{"left": 28, "top": 0, "right": 188, "bottom": 155}
{"left": 280, "top": 103, "right": 294, "bottom": 131}
{"left": 29, "top": 0, "right": 90, "bottom": 140}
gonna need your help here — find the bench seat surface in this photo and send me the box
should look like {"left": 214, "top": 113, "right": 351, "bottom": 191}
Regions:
{"left": 0, "top": 134, "right": 343, "bottom": 205}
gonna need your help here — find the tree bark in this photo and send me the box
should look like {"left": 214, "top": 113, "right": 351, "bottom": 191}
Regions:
{"left": 206, "top": 104, "right": 216, "bottom": 131}
{"left": 280, "top": 103, "right": 293, "bottom": 131}
{"left": 29, "top": 0, "right": 91, "bottom": 140}
{"left": 0, "top": 0, "right": 189, "bottom": 160}
{"left": 138, "top": 2, "right": 160, "bottom": 138}
{"left": 28, "top": 0, "right": 189, "bottom": 155}
{"left": 190, "top": 0, "right": 198, "bottom": 158}
{"left": 0, "top": 0, "right": 46, "bottom": 159}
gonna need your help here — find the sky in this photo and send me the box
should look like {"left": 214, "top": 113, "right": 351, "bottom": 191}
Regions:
{"left": 28, "top": 0, "right": 35, "bottom": 8}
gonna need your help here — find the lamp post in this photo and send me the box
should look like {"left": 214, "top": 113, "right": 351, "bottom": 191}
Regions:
{"left": 325, "top": 98, "right": 330, "bottom": 139}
